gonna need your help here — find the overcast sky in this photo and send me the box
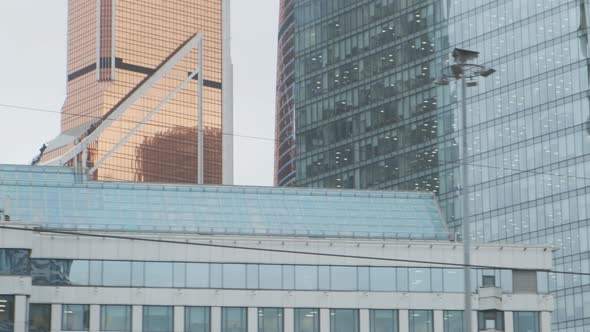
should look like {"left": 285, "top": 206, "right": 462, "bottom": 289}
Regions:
{"left": 0, "top": 1, "right": 278, "bottom": 186}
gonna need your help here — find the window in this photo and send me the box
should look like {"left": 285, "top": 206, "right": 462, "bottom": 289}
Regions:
{"left": 295, "top": 266, "right": 318, "bottom": 290}
{"left": 223, "top": 265, "right": 246, "bottom": 288}
{"left": 0, "top": 296, "right": 15, "bottom": 332}
{"left": 369, "top": 267, "right": 396, "bottom": 291}
{"left": 513, "top": 271, "right": 537, "bottom": 293}
{"left": 478, "top": 311, "right": 504, "bottom": 331}
{"left": 29, "top": 304, "right": 51, "bottom": 332}
{"left": 258, "top": 308, "right": 283, "bottom": 332}
{"left": 482, "top": 275, "right": 496, "bottom": 288}
{"left": 145, "top": 263, "right": 173, "bottom": 287}
{"left": 259, "top": 265, "right": 282, "bottom": 289}
{"left": 294, "top": 309, "right": 319, "bottom": 332}
{"left": 185, "top": 307, "right": 210, "bottom": 332}
{"left": 103, "top": 262, "right": 131, "bottom": 286}
{"left": 443, "top": 311, "right": 463, "bottom": 332}
{"left": 186, "top": 263, "right": 209, "bottom": 288}
{"left": 331, "top": 267, "right": 357, "bottom": 290}
{"left": 370, "top": 310, "right": 398, "bottom": 332}
{"left": 330, "top": 309, "right": 358, "bottom": 332}
{"left": 143, "top": 306, "right": 173, "bottom": 332}
{"left": 409, "top": 310, "right": 432, "bottom": 332}
{"left": 0, "top": 249, "right": 30, "bottom": 275}
{"left": 513, "top": 312, "right": 539, "bottom": 332}
{"left": 409, "top": 268, "right": 431, "bottom": 292}
{"left": 222, "top": 308, "right": 247, "bottom": 332}
{"left": 62, "top": 304, "right": 89, "bottom": 331}
{"left": 443, "top": 269, "right": 463, "bottom": 292}
{"left": 101, "top": 305, "right": 131, "bottom": 331}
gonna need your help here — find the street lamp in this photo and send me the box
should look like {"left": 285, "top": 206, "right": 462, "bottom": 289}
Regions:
{"left": 435, "top": 48, "right": 495, "bottom": 332}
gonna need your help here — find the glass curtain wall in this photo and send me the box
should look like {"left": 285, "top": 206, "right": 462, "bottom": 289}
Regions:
{"left": 442, "top": 311, "right": 463, "bottom": 332}
{"left": 514, "top": 312, "right": 540, "bottom": 332}
{"left": 330, "top": 310, "right": 358, "bottom": 332}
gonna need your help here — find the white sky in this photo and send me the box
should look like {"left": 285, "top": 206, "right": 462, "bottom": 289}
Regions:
{"left": 0, "top": 1, "right": 278, "bottom": 186}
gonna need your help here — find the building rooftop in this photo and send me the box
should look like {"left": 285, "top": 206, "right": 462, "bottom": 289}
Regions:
{"left": 0, "top": 164, "right": 450, "bottom": 240}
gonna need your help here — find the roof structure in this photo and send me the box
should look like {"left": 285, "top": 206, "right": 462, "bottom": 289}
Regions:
{"left": 0, "top": 164, "right": 450, "bottom": 240}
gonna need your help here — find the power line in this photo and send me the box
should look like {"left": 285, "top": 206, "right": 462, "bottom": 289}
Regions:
{"left": 0, "top": 224, "right": 584, "bottom": 277}
{"left": 2, "top": 102, "right": 590, "bottom": 183}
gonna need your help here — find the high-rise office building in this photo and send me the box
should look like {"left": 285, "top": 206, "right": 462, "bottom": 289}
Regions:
{"left": 275, "top": 0, "right": 590, "bottom": 330}
{"left": 35, "top": 0, "right": 233, "bottom": 184}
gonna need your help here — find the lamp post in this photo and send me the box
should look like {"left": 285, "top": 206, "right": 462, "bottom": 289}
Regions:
{"left": 435, "top": 48, "right": 495, "bottom": 332}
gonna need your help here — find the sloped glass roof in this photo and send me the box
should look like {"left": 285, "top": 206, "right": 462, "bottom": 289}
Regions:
{"left": 0, "top": 165, "right": 449, "bottom": 239}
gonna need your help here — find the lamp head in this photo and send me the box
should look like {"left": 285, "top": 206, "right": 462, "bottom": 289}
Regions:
{"left": 452, "top": 48, "right": 480, "bottom": 63}
{"left": 479, "top": 67, "right": 496, "bottom": 77}
{"left": 434, "top": 78, "right": 450, "bottom": 86}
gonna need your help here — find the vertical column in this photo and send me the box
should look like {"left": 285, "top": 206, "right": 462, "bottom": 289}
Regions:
{"left": 320, "top": 309, "right": 330, "bottom": 332}
{"left": 284, "top": 308, "right": 294, "bottom": 332}
{"left": 433, "top": 310, "right": 443, "bottom": 332}
{"left": 90, "top": 305, "right": 100, "bottom": 332}
{"left": 504, "top": 311, "right": 514, "bottom": 332}
{"left": 212, "top": 307, "right": 222, "bottom": 332}
{"left": 399, "top": 310, "right": 409, "bottom": 332}
{"left": 248, "top": 308, "right": 258, "bottom": 332}
{"left": 51, "top": 304, "right": 62, "bottom": 332}
{"left": 540, "top": 311, "right": 551, "bottom": 332}
{"left": 359, "top": 309, "right": 369, "bottom": 332}
{"left": 470, "top": 311, "right": 477, "bottom": 332}
{"left": 175, "top": 306, "right": 185, "bottom": 332}
{"left": 13, "top": 295, "right": 27, "bottom": 332}
{"left": 132, "top": 305, "right": 143, "bottom": 332}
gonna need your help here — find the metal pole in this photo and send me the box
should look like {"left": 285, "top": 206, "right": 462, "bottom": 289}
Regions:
{"left": 197, "top": 35, "right": 204, "bottom": 185}
{"left": 460, "top": 73, "right": 472, "bottom": 332}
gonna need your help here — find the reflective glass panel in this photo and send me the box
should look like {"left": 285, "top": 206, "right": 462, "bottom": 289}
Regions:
{"left": 103, "top": 262, "right": 131, "bottom": 287}
{"left": 143, "top": 306, "right": 173, "bottom": 332}
{"left": 258, "top": 308, "right": 283, "bottom": 332}
{"left": 259, "top": 265, "right": 282, "bottom": 289}
{"left": 331, "top": 267, "right": 356, "bottom": 290}
{"left": 409, "top": 268, "right": 430, "bottom": 292}
{"left": 185, "top": 307, "right": 210, "bottom": 332}
{"left": 294, "top": 309, "right": 319, "bottom": 332}
{"left": 145, "top": 263, "right": 173, "bottom": 287}
{"left": 513, "top": 312, "right": 539, "bottom": 332}
{"left": 223, "top": 264, "right": 246, "bottom": 288}
{"left": 187, "top": 263, "right": 209, "bottom": 288}
{"left": 62, "top": 304, "right": 89, "bottom": 331}
{"left": 221, "top": 308, "right": 247, "bottom": 332}
{"left": 0, "top": 296, "right": 15, "bottom": 332}
{"left": 443, "top": 269, "right": 463, "bottom": 292}
{"left": 295, "top": 266, "right": 318, "bottom": 290}
{"left": 101, "top": 305, "right": 131, "bottom": 331}
{"left": 370, "top": 267, "right": 396, "bottom": 291}
{"left": 443, "top": 311, "right": 463, "bottom": 332}
{"left": 330, "top": 309, "right": 358, "bottom": 332}
{"left": 369, "top": 310, "right": 398, "bottom": 332}
{"left": 29, "top": 303, "right": 51, "bottom": 332}
{"left": 409, "top": 310, "right": 432, "bottom": 332}
{"left": 0, "top": 249, "right": 30, "bottom": 275}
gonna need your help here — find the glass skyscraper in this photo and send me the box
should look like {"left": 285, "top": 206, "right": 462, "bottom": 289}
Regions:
{"left": 35, "top": 0, "right": 233, "bottom": 184}
{"left": 275, "top": 0, "right": 590, "bottom": 330}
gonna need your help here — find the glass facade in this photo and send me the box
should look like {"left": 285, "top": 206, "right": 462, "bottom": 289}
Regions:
{"left": 258, "top": 308, "right": 283, "bottom": 332}
{"left": 62, "top": 304, "right": 89, "bottom": 331}
{"left": 278, "top": 0, "right": 590, "bottom": 330}
{"left": 221, "top": 308, "right": 247, "bottom": 332}
{"left": 514, "top": 312, "right": 540, "bottom": 332}
{"left": 37, "top": 0, "right": 226, "bottom": 184}
{"left": 28, "top": 258, "right": 533, "bottom": 294}
{"left": 142, "top": 306, "right": 173, "bottom": 332}
{"left": 101, "top": 305, "right": 131, "bottom": 332}
{"left": 29, "top": 304, "right": 51, "bottom": 332}
{"left": 330, "top": 310, "right": 358, "bottom": 332}
{"left": 186, "top": 307, "right": 211, "bottom": 332}
{"left": 369, "top": 310, "right": 398, "bottom": 332}
{"left": 0, "top": 249, "right": 30, "bottom": 276}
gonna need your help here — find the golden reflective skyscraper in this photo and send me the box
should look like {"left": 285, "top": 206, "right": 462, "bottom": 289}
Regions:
{"left": 37, "top": 0, "right": 233, "bottom": 184}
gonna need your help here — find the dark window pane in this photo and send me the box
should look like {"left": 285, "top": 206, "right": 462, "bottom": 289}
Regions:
{"left": 101, "top": 305, "right": 131, "bottom": 331}
{"left": 330, "top": 309, "right": 358, "bottom": 332}
{"left": 443, "top": 311, "right": 463, "bottom": 332}
{"left": 143, "top": 306, "right": 173, "bottom": 332}
{"left": 185, "top": 307, "right": 210, "bottom": 332}
{"left": 222, "top": 308, "right": 247, "bottom": 332}
{"left": 514, "top": 312, "right": 539, "bottom": 332}
{"left": 409, "top": 310, "right": 432, "bottom": 332}
{"left": 258, "top": 308, "right": 283, "bottom": 332}
{"left": 62, "top": 304, "right": 89, "bottom": 331}
{"left": 0, "top": 249, "right": 30, "bottom": 275}
{"left": 0, "top": 296, "right": 15, "bottom": 332}
{"left": 370, "top": 310, "right": 398, "bottom": 332}
{"left": 29, "top": 303, "right": 51, "bottom": 332}
{"left": 294, "top": 309, "right": 319, "bottom": 332}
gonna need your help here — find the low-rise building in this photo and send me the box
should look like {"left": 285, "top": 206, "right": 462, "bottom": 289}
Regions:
{"left": 0, "top": 165, "right": 553, "bottom": 332}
